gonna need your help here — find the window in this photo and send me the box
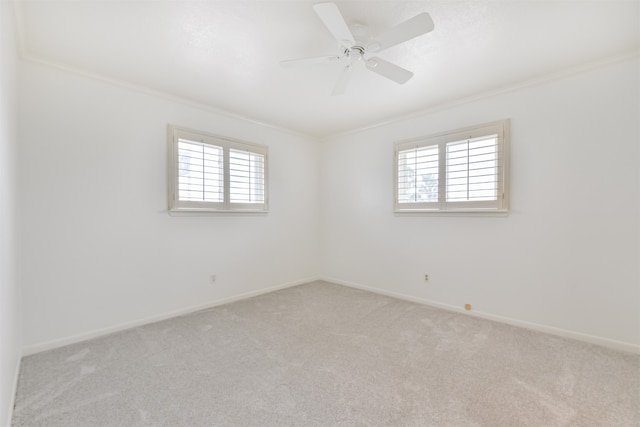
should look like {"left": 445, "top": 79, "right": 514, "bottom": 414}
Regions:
{"left": 168, "top": 126, "right": 268, "bottom": 212}
{"left": 395, "top": 119, "right": 509, "bottom": 213}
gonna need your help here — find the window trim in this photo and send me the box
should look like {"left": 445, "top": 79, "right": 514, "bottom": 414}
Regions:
{"left": 394, "top": 119, "right": 510, "bottom": 214}
{"left": 168, "top": 125, "right": 268, "bottom": 214}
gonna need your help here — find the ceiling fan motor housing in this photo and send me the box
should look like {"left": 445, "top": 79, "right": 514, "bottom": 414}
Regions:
{"left": 345, "top": 45, "right": 365, "bottom": 62}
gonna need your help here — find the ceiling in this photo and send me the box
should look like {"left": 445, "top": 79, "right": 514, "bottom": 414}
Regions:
{"left": 14, "top": 0, "right": 640, "bottom": 138}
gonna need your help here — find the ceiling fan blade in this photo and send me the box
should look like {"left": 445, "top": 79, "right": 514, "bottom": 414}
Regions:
{"left": 313, "top": 2, "right": 355, "bottom": 48}
{"left": 365, "top": 57, "right": 413, "bottom": 84}
{"left": 367, "top": 12, "right": 434, "bottom": 54}
{"left": 280, "top": 55, "right": 344, "bottom": 67}
{"left": 331, "top": 64, "right": 353, "bottom": 96}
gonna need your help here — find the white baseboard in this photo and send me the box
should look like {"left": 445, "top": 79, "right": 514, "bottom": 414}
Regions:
{"left": 22, "top": 275, "right": 639, "bottom": 356}
{"left": 22, "top": 276, "right": 320, "bottom": 356}
{"left": 322, "top": 276, "right": 640, "bottom": 355}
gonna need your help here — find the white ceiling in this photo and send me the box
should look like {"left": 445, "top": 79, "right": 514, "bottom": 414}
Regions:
{"left": 14, "top": 0, "right": 640, "bottom": 138}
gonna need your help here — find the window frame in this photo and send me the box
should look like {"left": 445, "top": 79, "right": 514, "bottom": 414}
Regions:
{"left": 168, "top": 125, "right": 268, "bottom": 213}
{"left": 394, "top": 119, "right": 510, "bottom": 214}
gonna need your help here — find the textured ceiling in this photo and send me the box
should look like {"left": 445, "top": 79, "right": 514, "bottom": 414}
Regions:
{"left": 14, "top": 0, "right": 640, "bottom": 138}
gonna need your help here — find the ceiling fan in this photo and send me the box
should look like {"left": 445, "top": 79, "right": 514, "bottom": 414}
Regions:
{"left": 281, "top": 2, "right": 434, "bottom": 95}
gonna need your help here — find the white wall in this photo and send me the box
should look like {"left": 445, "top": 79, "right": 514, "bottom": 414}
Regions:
{"left": 18, "top": 61, "right": 321, "bottom": 351}
{"left": 15, "top": 44, "right": 640, "bottom": 356}
{"left": 0, "top": 0, "right": 20, "bottom": 425}
{"left": 320, "top": 58, "right": 640, "bottom": 349}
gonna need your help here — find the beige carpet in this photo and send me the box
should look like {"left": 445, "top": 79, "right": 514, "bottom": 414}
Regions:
{"left": 12, "top": 281, "right": 640, "bottom": 426}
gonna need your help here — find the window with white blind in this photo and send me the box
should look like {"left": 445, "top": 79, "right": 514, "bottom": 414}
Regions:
{"left": 395, "top": 120, "right": 509, "bottom": 213}
{"left": 168, "top": 126, "right": 268, "bottom": 213}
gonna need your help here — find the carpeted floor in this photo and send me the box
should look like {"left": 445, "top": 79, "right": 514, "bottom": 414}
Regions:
{"left": 12, "top": 281, "right": 640, "bottom": 426}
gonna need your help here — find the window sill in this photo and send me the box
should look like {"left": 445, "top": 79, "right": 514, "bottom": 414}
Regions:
{"left": 168, "top": 208, "right": 268, "bottom": 216}
{"left": 394, "top": 209, "right": 509, "bottom": 217}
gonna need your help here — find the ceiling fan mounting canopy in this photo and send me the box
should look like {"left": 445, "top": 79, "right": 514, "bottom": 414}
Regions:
{"left": 281, "top": 2, "right": 435, "bottom": 95}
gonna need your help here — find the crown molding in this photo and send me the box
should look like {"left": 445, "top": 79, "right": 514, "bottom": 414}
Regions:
{"left": 325, "top": 49, "right": 640, "bottom": 141}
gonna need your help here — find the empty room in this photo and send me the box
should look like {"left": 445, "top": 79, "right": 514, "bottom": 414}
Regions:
{"left": 1, "top": 0, "right": 639, "bottom": 426}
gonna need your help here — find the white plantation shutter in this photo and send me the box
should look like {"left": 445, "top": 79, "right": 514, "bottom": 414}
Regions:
{"left": 178, "top": 140, "right": 223, "bottom": 203}
{"left": 395, "top": 120, "right": 509, "bottom": 213}
{"left": 445, "top": 134, "right": 499, "bottom": 207}
{"left": 169, "top": 126, "right": 268, "bottom": 212}
{"left": 229, "top": 148, "right": 266, "bottom": 205}
{"left": 397, "top": 144, "right": 439, "bottom": 206}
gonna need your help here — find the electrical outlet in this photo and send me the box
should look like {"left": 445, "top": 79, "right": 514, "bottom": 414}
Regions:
{"left": 424, "top": 274, "right": 429, "bottom": 281}
{"left": 210, "top": 274, "right": 217, "bottom": 284}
